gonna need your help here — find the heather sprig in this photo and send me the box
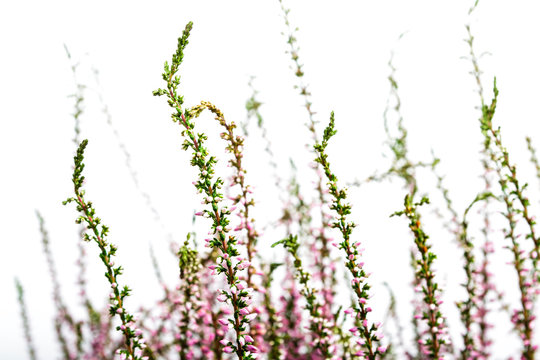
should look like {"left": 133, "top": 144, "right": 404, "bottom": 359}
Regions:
{"left": 272, "top": 235, "right": 335, "bottom": 358}
{"left": 314, "top": 112, "right": 384, "bottom": 360}
{"left": 392, "top": 195, "right": 449, "bottom": 359}
{"left": 176, "top": 239, "right": 203, "bottom": 360}
{"left": 462, "top": 9, "right": 499, "bottom": 356}
{"left": 468, "top": 2, "right": 538, "bottom": 334}
{"left": 478, "top": 80, "right": 538, "bottom": 358}
{"left": 15, "top": 279, "right": 38, "bottom": 360}
{"left": 36, "top": 210, "right": 83, "bottom": 359}
{"left": 64, "top": 47, "right": 101, "bottom": 333}
{"left": 279, "top": 0, "right": 337, "bottom": 311}
{"left": 481, "top": 81, "right": 540, "bottom": 263}
{"left": 278, "top": 0, "right": 317, "bottom": 139}
{"left": 189, "top": 100, "right": 260, "bottom": 288}
{"left": 64, "top": 140, "right": 147, "bottom": 360}
{"left": 154, "top": 22, "right": 259, "bottom": 359}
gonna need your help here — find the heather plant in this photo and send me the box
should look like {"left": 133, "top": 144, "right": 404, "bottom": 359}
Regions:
{"left": 13, "top": 1, "right": 540, "bottom": 360}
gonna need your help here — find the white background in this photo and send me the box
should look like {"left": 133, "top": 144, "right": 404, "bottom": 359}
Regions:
{"left": 2, "top": 0, "right": 540, "bottom": 358}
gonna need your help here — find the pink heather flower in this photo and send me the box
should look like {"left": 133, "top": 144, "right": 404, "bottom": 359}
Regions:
{"left": 245, "top": 335, "right": 254, "bottom": 343}
{"left": 245, "top": 313, "right": 257, "bottom": 322}
{"left": 246, "top": 345, "right": 259, "bottom": 353}
{"left": 240, "top": 308, "right": 250, "bottom": 315}
{"left": 217, "top": 294, "right": 228, "bottom": 302}
{"left": 344, "top": 307, "right": 354, "bottom": 315}
{"left": 223, "top": 346, "right": 234, "bottom": 353}
{"left": 378, "top": 346, "right": 387, "bottom": 353}
{"left": 218, "top": 318, "right": 229, "bottom": 326}
{"left": 359, "top": 298, "right": 366, "bottom": 304}
{"left": 219, "top": 339, "right": 229, "bottom": 346}
{"left": 238, "top": 262, "right": 251, "bottom": 270}
{"left": 349, "top": 327, "right": 358, "bottom": 333}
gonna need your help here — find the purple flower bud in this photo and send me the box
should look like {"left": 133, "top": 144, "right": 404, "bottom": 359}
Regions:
{"left": 240, "top": 308, "right": 250, "bottom": 315}
{"left": 246, "top": 345, "right": 259, "bottom": 353}
{"left": 244, "top": 335, "right": 254, "bottom": 343}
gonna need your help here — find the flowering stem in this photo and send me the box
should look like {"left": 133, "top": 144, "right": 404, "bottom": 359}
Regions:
{"left": 177, "top": 240, "right": 202, "bottom": 360}
{"left": 36, "top": 210, "right": 82, "bottom": 360}
{"left": 392, "top": 196, "right": 448, "bottom": 359}
{"left": 64, "top": 140, "right": 147, "bottom": 360}
{"left": 314, "top": 112, "right": 384, "bottom": 359}
{"left": 279, "top": 0, "right": 337, "bottom": 310}
{"left": 154, "top": 22, "right": 258, "bottom": 359}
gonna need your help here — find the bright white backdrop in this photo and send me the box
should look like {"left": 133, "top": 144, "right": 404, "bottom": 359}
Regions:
{"left": 2, "top": 0, "right": 540, "bottom": 358}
